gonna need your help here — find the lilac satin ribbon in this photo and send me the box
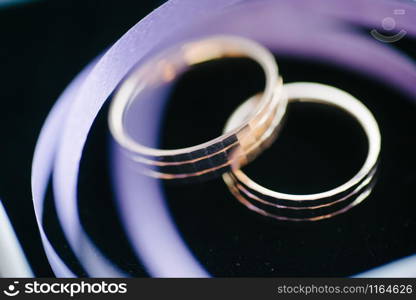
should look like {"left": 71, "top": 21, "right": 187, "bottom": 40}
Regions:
{"left": 31, "top": 0, "right": 416, "bottom": 277}
{"left": 0, "top": 201, "right": 33, "bottom": 277}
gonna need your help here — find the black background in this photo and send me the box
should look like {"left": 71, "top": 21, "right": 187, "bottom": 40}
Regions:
{"left": 0, "top": 0, "right": 415, "bottom": 277}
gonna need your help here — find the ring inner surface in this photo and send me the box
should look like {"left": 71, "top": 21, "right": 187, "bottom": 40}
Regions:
{"left": 241, "top": 100, "right": 368, "bottom": 194}
{"left": 126, "top": 57, "right": 265, "bottom": 149}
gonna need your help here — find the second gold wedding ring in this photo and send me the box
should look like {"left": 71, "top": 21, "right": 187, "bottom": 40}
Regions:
{"left": 109, "top": 35, "right": 287, "bottom": 181}
{"left": 223, "top": 82, "right": 381, "bottom": 221}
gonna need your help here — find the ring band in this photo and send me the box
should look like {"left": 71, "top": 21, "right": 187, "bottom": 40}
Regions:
{"left": 223, "top": 82, "right": 381, "bottom": 221}
{"left": 108, "top": 35, "right": 287, "bottom": 182}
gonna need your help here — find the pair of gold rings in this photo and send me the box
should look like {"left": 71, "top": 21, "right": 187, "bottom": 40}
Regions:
{"left": 108, "top": 35, "right": 381, "bottom": 221}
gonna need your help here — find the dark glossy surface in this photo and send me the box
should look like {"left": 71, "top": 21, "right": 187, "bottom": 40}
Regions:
{"left": 0, "top": 0, "right": 415, "bottom": 277}
{"left": 162, "top": 57, "right": 416, "bottom": 276}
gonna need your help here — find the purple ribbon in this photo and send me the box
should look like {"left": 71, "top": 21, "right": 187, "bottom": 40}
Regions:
{"left": 31, "top": 0, "right": 416, "bottom": 277}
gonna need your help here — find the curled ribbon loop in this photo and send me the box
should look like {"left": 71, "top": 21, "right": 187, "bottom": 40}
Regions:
{"left": 31, "top": 0, "right": 416, "bottom": 277}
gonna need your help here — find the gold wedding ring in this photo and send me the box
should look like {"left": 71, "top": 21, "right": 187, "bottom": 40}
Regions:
{"left": 109, "top": 35, "right": 287, "bottom": 182}
{"left": 109, "top": 35, "right": 381, "bottom": 221}
{"left": 223, "top": 82, "right": 381, "bottom": 221}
